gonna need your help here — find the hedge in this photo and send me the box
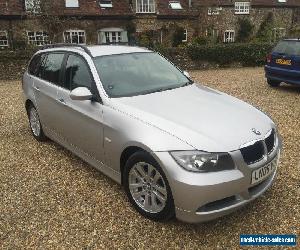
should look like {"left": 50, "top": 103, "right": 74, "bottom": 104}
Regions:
{"left": 186, "top": 42, "right": 275, "bottom": 67}
{"left": 0, "top": 49, "right": 36, "bottom": 62}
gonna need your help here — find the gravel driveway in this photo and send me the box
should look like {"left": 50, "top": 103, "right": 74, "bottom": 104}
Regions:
{"left": 0, "top": 67, "right": 299, "bottom": 249}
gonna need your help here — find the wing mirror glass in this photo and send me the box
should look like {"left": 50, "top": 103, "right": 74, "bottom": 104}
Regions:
{"left": 70, "top": 87, "right": 93, "bottom": 101}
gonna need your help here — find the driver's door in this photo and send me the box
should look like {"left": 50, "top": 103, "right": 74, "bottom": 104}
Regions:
{"left": 55, "top": 53, "right": 105, "bottom": 162}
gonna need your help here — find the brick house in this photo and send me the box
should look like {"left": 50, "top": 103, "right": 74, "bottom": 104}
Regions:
{"left": 195, "top": 0, "right": 300, "bottom": 43}
{"left": 0, "top": 0, "right": 300, "bottom": 48}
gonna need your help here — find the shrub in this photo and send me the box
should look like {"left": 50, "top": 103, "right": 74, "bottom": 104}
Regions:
{"left": 191, "top": 36, "right": 211, "bottom": 45}
{"left": 172, "top": 26, "right": 185, "bottom": 47}
{"left": 186, "top": 42, "right": 275, "bottom": 66}
{"left": 237, "top": 18, "right": 254, "bottom": 42}
{"left": 256, "top": 12, "right": 275, "bottom": 42}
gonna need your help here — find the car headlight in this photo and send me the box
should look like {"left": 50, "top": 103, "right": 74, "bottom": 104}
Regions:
{"left": 169, "top": 151, "right": 235, "bottom": 173}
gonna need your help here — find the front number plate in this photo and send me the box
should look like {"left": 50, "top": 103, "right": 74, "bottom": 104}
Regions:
{"left": 251, "top": 156, "right": 278, "bottom": 185}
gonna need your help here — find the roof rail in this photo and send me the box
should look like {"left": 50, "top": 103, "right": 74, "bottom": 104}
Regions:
{"left": 40, "top": 43, "right": 93, "bottom": 57}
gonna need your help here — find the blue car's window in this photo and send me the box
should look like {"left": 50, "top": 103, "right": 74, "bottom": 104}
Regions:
{"left": 273, "top": 41, "right": 300, "bottom": 56}
{"left": 93, "top": 52, "right": 190, "bottom": 97}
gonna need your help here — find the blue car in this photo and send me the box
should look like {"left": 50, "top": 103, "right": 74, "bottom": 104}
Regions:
{"left": 265, "top": 39, "right": 300, "bottom": 87}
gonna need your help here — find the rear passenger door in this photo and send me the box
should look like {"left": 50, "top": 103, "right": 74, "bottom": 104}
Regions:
{"left": 55, "top": 53, "right": 105, "bottom": 162}
{"left": 33, "top": 52, "right": 65, "bottom": 134}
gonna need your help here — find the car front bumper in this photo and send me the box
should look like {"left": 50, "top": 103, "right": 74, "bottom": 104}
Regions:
{"left": 153, "top": 139, "right": 281, "bottom": 223}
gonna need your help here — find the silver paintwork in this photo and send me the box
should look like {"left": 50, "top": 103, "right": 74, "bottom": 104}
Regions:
{"left": 129, "top": 162, "right": 167, "bottom": 213}
{"left": 22, "top": 45, "right": 282, "bottom": 223}
{"left": 70, "top": 87, "right": 93, "bottom": 101}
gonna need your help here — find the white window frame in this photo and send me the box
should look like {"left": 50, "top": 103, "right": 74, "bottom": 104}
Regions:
{"left": 182, "top": 29, "right": 188, "bottom": 42}
{"left": 98, "top": 28, "right": 128, "bottom": 44}
{"left": 99, "top": 0, "right": 113, "bottom": 8}
{"left": 169, "top": 1, "right": 183, "bottom": 10}
{"left": 27, "top": 31, "right": 49, "bottom": 46}
{"left": 278, "top": 0, "right": 287, "bottom": 2}
{"left": 206, "top": 28, "right": 219, "bottom": 38}
{"left": 65, "top": 0, "right": 79, "bottom": 8}
{"left": 234, "top": 2, "right": 250, "bottom": 15}
{"left": 64, "top": 30, "right": 86, "bottom": 45}
{"left": 136, "top": 0, "right": 155, "bottom": 13}
{"left": 224, "top": 30, "right": 235, "bottom": 43}
{"left": 25, "top": 0, "right": 41, "bottom": 13}
{"left": 208, "top": 7, "right": 220, "bottom": 15}
{"left": 0, "top": 31, "right": 8, "bottom": 47}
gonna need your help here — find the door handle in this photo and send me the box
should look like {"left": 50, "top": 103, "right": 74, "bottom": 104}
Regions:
{"left": 34, "top": 86, "right": 40, "bottom": 92}
{"left": 58, "top": 98, "right": 67, "bottom": 105}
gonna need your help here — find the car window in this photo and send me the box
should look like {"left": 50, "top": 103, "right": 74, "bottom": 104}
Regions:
{"left": 65, "top": 54, "right": 93, "bottom": 90}
{"left": 93, "top": 52, "right": 190, "bottom": 97}
{"left": 40, "top": 53, "right": 65, "bottom": 85}
{"left": 273, "top": 41, "right": 300, "bottom": 56}
{"left": 28, "top": 53, "right": 43, "bottom": 76}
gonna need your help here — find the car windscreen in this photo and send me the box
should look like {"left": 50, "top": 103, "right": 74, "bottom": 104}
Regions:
{"left": 93, "top": 52, "right": 190, "bottom": 97}
{"left": 272, "top": 40, "right": 300, "bottom": 56}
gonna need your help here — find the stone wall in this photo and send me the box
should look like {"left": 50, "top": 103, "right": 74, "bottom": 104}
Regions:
{"left": 0, "top": 18, "right": 132, "bottom": 47}
{"left": 205, "top": 7, "right": 295, "bottom": 40}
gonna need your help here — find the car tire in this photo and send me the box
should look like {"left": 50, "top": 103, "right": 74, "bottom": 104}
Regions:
{"left": 123, "top": 151, "right": 175, "bottom": 221}
{"left": 26, "top": 104, "right": 47, "bottom": 141}
{"left": 267, "top": 79, "right": 281, "bottom": 87}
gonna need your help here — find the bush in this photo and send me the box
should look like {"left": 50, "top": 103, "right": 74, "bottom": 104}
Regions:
{"left": 186, "top": 42, "right": 275, "bottom": 66}
{"left": 237, "top": 18, "right": 254, "bottom": 42}
{"left": 0, "top": 49, "right": 36, "bottom": 62}
{"left": 256, "top": 12, "right": 275, "bottom": 42}
{"left": 172, "top": 26, "right": 185, "bottom": 47}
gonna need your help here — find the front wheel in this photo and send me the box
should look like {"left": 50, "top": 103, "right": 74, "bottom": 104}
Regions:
{"left": 267, "top": 79, "right": 281, "bottom": 87}
{"left": 123, "top": 151, "right": 175, "bottom": 221}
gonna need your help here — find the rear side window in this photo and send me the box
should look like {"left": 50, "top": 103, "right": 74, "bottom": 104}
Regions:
{"left": 273, "top": 41, "right": 300, "bottom": 56}
{"left": 65, "top": 54, "right": 93, "bottom": 90}
{"left": 28, "top": 54, "right": 43, "bottom": 76}
{"left": 40, "top": 53, "right": 65, "bottom": 85}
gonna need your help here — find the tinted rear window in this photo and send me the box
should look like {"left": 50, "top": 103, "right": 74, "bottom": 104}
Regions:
{"left": 273, "top": 40, "right": 300, "bottom": 56}
{"left": 40, "top": 53, "right": 65, "bottom": 85}
{"left": 28, "top": 54, "right": 43, "bottom": 76}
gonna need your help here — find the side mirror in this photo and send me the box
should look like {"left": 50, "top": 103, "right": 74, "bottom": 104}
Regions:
{"left": 183, "top": 71, "right": 191, "bottom": 79}
{"left": 70, "top": 87, "right": 93, "bottom": 101}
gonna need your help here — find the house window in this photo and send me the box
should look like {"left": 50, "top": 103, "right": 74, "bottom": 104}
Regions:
{"left": 25, "top": 0, "right": 40, "bottom": 13}
{"left": 136, "top": 0, "right": 155, "bottom": 13}
{"left": 278, "top": 0, "right": 287, "bottom": 2}
{"left": 64, "top": 30, "right": 86, "bottom": 44}
{"left": 206, "top": 28, "right": 219, "bottom": 39}
{"left": 98, "top": 28, "right": 128, "bottom": 44}
{"left": 169, "top": 1, "right": 183, "bottom": 10}
{"left": 0, "top": 31, "right": 8, "bottom": 47}
{"left": 234, "top": 2, "right": 250, "bottom": 14}
{"left": 182, "top": 29, "right": 187, "bottom": 42}
{"left": 27, "top": 31, "right": 49, "bottom": 46}
{"left": 99, "top": 0, "right": 113, "bottom": 8}
{"left": 224, "top": 30, "right": 235, "bottom": 43}
{"left": 65, "top": 0, "right": 79, "bottom": 8}
{"left": 273, "top": 28, "right": 286, "bottom": 41}
{"left": 208, "top": 7, "right": 220, "bottom": 15}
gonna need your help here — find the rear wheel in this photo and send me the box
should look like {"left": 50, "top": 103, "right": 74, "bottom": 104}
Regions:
{"left": 267, "top": 79, "right": 281, "bottom": 87}
{"left": 27, "top": 104, "right": 47, "bottom": 141}
{"left": 123, "top": 151, "right": 175, "bottom": 221}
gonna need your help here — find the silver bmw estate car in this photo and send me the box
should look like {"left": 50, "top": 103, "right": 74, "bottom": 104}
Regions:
{"left": 22, "top": 44, "right": 282, "bottom": 223}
